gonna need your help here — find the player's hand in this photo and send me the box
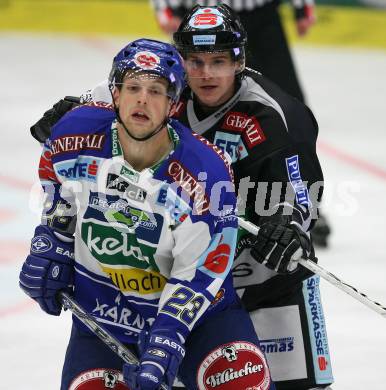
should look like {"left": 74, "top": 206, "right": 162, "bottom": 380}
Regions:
{"left": 123, "top": 329, "right": 185, "bottom": 390}
{"left": 30, "top": 96, "right": 80, "bottom": 143}
{"left": 295, "top": 5, "right": 316, "bottom": 37}
{"left": 19, "top": 225, "right": 75, "bottom": 315}
{"left": 156, "top": 8, "right": 182, "bottom": 35}
{"left": 250, "top": 216, "right": 314, "bottom": 274}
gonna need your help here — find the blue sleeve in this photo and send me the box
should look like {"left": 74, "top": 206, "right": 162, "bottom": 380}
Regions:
{"left": 151, "top": 175, "right": 238, "bottom": 341}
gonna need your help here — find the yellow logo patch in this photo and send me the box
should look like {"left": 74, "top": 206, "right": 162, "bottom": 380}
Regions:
{"left": 102, "top": 266, "right": 167, "bottom": 294}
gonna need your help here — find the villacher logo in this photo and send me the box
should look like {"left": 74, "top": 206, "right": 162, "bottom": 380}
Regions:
{"left": 68, "top": 368, "right": 127, "bottom": 389}
{"left": 197, "top": 342, "right": 271, "bottom": 390}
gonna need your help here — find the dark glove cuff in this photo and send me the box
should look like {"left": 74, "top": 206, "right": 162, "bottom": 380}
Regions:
{"left": 30, "top": 96, "right": 81, "bottom": 143}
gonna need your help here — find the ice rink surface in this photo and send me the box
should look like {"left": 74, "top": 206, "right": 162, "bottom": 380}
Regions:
{"left": 0, "top": 33, "right": 385, "bottom": 389}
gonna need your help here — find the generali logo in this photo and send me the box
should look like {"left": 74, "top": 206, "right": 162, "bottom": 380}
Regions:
{"left": 222, "top": 112, "right": 266, "bottom": 148}
{"left": 51, "top": 134, "right": 105, "bottom": 156}
{"left": 166, "top": 160, "right": 209, "bottom": 214}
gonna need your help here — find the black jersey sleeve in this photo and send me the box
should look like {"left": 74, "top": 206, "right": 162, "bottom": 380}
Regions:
{"left": 235, "top": 93, "right": 323, "bottom": 232}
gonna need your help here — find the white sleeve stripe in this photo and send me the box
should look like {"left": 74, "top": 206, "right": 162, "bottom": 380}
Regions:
{"left": 141, "top": 361, "right": 165, "bottom": 375}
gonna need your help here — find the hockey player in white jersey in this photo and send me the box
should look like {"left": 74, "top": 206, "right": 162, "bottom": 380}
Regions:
{"left": 19, "top": 39, "right": 276, "bottom": 390}
{"left": 172, "top": 5, "right": 333, "bottom": 390}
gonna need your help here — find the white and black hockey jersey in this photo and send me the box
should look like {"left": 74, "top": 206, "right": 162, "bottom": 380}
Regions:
{"left": 173, "top": 69, "right": 324, "bottom": 309}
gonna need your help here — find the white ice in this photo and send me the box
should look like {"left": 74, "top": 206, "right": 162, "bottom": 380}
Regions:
{"left": 0, "top": 33, "right": 385, "bottom": 389}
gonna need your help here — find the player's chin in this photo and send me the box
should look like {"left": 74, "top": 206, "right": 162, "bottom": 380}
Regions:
{"left": 197, "top": 92, "right": 221, "bottom": 107}
{"left": 126, "top": 122, "right": 154, "bottom": 138}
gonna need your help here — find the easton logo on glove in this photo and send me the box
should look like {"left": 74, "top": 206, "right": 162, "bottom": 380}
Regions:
{"left": 148, "top": 348, "right": 167, "bottom": 358}
{"left": 31, "top": 235, "right": 53, "bottom": 253}
{"left": 153, "top": 335, "right": 186, "bottom": 357}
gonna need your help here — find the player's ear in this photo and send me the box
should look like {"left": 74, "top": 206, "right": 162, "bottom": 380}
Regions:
{"left": 168, "top": 100, "right": 177, "bottom": 117}
{"left": 112, "top": 87, "right": 120, "bottom": 107}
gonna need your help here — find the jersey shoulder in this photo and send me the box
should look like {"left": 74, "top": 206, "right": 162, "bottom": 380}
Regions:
{"left": 48, "top": 103, "right": 115, "bottom": 174}
{"left": 243, "top": 70, "right": 318, "bottom": 139}
{"left": 171, "top": 119, "right": 234, "bottom": 183}
{"left": 52, "top": 102, "right": 115, "bottom": 138}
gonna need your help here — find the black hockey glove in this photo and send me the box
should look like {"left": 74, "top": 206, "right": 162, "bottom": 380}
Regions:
{"left": 30, "top": 96, "right": 81, "bottom": 143}
{"left": 250, "top": 215, "right": 315, "bottom": 274}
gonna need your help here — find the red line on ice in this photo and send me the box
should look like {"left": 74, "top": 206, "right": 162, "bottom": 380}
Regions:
{"left": 0, "top": 299, "right": 34, "bottom": 318}
{"left": 0, "top": 174, "right": 33, "bottom": 190}
{"left": 0, "top": 240, "right": 29, "bottom": 264}
{"left": 317, "top": 140, "right": 386, "bottom": 182}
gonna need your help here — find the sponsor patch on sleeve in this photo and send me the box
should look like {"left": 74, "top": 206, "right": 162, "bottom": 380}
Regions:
{"left": 285, "top": 155, "right": 310, "bottom": 207}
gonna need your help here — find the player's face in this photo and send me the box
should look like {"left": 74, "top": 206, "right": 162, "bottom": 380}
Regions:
{"left": 185, "top": 52, "right": 238, "bottom": 107}
{"left": 113, "top": 72, "right": 171, "bottom": 138}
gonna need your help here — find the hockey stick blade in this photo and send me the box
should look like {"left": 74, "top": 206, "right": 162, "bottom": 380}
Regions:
{"left": 58, "top": 291, "right": 169, "bottom": 390}
{"left": 237, "top": 217, "right": 386, "bottom": 317}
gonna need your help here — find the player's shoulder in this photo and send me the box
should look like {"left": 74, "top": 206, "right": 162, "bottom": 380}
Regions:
{"left": 48, "top": 102, "right": 115, "bottom": 164}
{"left": 52, "top": 102, "right": 116, "bottom": 137}
{"left": 240, "top": 71, "right": 318, "bottom": 142}
{"left": 170, "top": 119, "right": 234, "bottom": 182}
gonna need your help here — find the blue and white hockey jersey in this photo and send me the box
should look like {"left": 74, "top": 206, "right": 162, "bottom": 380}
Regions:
{"left": 39, "top": 102, "right": 238, "bottom": 344}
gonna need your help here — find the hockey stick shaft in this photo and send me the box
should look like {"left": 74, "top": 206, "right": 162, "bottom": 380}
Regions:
{"left": 237, "top": 217, "right": 386, "bottom": 317}
{"left": 58, "top": 291, "right": 169, "bottom": 390}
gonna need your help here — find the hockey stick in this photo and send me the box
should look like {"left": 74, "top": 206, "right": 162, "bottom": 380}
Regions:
{"left": 58, "top": 291, "right": 169, "bottom": 390}
{"left": 237, "top": 217, "right": 386, "bottom": 317}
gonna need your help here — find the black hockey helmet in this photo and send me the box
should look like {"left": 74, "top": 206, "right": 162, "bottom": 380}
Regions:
{"left": 173, "top": 4, "right": 247, "bottom": 67}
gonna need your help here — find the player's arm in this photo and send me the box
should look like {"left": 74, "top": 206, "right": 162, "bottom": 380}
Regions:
{"left": 124, "top": 170, "right": 238, "bottom": 390}
{"left": 248, "top": 141, "right": 322, "bottom": 274}
{"left": 239, "top": 108, "right": 323, "bottom": 275}
{"left": 19, "top": 141, "right": 77, "bottom": 315}
{"left": 150, "top": 0, "right": 186, "bottom": 34}
{"left": 31, "top": 82, "right": 111, "bottom": 144}
{"left": 30, "top": 96, "right": 81, "bottom": 143}
{"left": 290, "top": 0, "right": 316, "bottom": 36}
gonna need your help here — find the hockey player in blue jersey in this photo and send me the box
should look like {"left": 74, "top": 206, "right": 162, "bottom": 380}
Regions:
{"left": 19, "top": 39, "right": 276, "bottom": 390}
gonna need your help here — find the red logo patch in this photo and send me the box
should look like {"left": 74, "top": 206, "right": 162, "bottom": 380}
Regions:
{"left": 88, "top": 160, "right": 99, "bottom": 176}
{"left": 318, "top": 356, "right": 328, "bottom": 371}
{"left": 197, "top": 342, "right": 271, "bottom": 390}
{"left": 204, "top": 236, "right": 230, "bottom": 274}
{"left": 69, "top": 369, "right": 128, "bottom": 389}
{"left": 194, "top": 14, "right": 217, "bottom": 26}
{"left": 134, "top": 51, "right": 160, "bottom": 70}
{"left": 222, "top": 112, "right": 266, "bottom": 148}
